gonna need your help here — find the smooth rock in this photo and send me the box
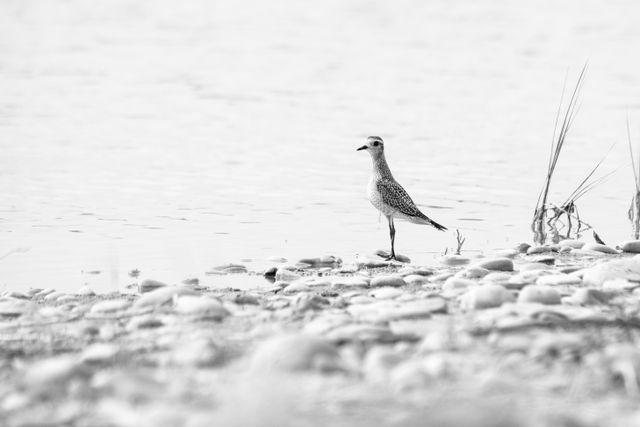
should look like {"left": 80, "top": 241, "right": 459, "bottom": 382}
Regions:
{"left": 519, "top": 262, "right": 552, "bottom": 272}
{"left": 582, "top": 243, "right": 618, "bottom": 254}
{"left": 619, "top": 240, "right": 640, "bottom": 253}
{"left": 174, "top": 296, "right": 230, "bottom": 319}
{"left": 517, "top": 285, "right": 561, "bottom": 305}
{"left": 455, "top": 267, "right": 489, "bottom": 279}
{"left": 482, "top": 272, "right": 512, "bottom": 285}
{"left": 126, "top": 315, "right": 164, "bottom": 330}
{"left": 568, "top": 288, "right": 612, "bottom": 305}
{"left": 251, "top": 334, "right": 342, "bottom": 372}
{"left": 138, "top": 279, "right": 168, "bottom": 293}
{"left": 439, "top": 255, "right": 470, "bottom": 266}
{"left": 267, "top": 256, "right": 288, "bottom": 263}
{"left": 81, "top": 343, "right": 120, "bottom": 363}
{"left": 474, "top": 258, "right": 513, "bottom": 272}
{"left": 324, "top": 323, "right": 395, "bottom": 342}
{"left": 355, "top": 255, "right": 389, "bottom": 268}
{"left": 77, "top": 286, "right": 96, "bottom": 296}
{"left": 536, "top": 274, "right": 582, "bottom": 286}
{"left": 170, "top": 338, "right": 223, "bottom": 367}
{"left": 582, "top": 259, "right": 640, "bottom": 286}
{"left": 330, "top": 277, "right": 369, "bottom": 289}
{"left": 526, "top": 245, "right": 558, "bottom": 255}
{"left": 282, "top": 282, "right": 312, "bottom": 294}
{"left": 442, "top": 277, "right": 477, "bottom": 292}
{"left": 0, "top": 300, "right": 35, "bottom": 318}
{"left": 275, "top": 267, "right": 301, "bottom": 282}
{"left": 515, "top": 242, "right": 532, "bottom": 253}
{"left": 296, "top": 255, "right": 341, "bottom": 268}
{"left": 403, "top": 274, "right": 429, "bottom": 285}
{"left": 133, "top": 286, "right": 196, "bottom": 309}
{"left": 460, "top": 284, "right": 515, "bottom": 310}
{"left": 494, "top": 249, "right": 519, "bottom": 259}
{"left": 44, "top": 291, "right": 65, "bottom": 301}
{"left": 90, "top": 299, "right": 130, "bottom": 314}
{"left": 370, "top": 275, "right": 405, "bottom": 288}
{"left": 558, "top": 239, "right": 586, "bottom": 249}
{"left": 369, "top": 287, "right": 403, "bottom": 299}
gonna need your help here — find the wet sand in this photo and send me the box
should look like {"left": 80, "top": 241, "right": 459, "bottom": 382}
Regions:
{"left": 3, "top": 241, "right": 640, "bottom": 426}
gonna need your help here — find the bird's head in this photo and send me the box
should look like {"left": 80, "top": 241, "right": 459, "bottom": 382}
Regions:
{"left": 357, "top": 136, "right": 384, "bottom": 158}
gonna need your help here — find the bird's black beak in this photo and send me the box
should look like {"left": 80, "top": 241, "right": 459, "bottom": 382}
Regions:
{"left": 357, "top": 145, "right": 368, "bottom": 151}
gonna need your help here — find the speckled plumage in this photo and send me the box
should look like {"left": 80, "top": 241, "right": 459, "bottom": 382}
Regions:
{"left": 358, "top": 136, "right": 446, "bottom": 260}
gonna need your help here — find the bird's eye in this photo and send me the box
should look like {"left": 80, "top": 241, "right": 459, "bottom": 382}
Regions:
{"left": 373, "top": 141, "right": 379, "bottom": 146}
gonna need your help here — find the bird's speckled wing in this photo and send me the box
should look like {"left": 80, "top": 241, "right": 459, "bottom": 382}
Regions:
{"left": 376, "top": 179, "right": 425, "bottom": 219}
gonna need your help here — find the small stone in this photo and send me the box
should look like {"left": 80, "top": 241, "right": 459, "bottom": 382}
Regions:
{"left": 369, "top": 287, "right": 403, "bottom": 299}
{"left": 529, "top": 255, "right": 555, "bottom": 265}
{"left": 24, "top": 355, "right": 84, "bottom": 389}
{"left": 251, "top": 334, "right": 342, "bottom": 372}
{"left": 568, "top": 288, "right": 611, "bottom": 305}
{"left": 536, "top": 274, "right": 582, "bottom": 286}
{"left": 133, "top": 286, "right": 196, "bottom": 309}
{"left": 515, "top": 242, "right": 531, "bottom": 253}
{"left": 558, "top": 239, "right": 585, "bottom": 249}
{"left": 442, "top": 277, "right": 477, "bottom": 292}
{"left": 428, "top": 272, "right": 455, "bottom": 282}
{"left": 403, "top": 274, "right": 429, "bottom": 285}
{"left": 519, "top": 262, "right": 552, "bottom": 272}
{"left": 0, "top": 300, "right": 35, "bottom": 318}
{"left": 44, "top": 291, "right": 65, "bottom": 301}
{"left": 126, "top": 315, "right": 164, "bottom": 330}
{"left": 355, "top": 255, "right": 390, "bottom": 268}
{"left": 581, "top": 243, "right": 618, "bottom": 254}
{"left": 370, "top": 275, "right": 406, "bottom": 288}
{"left": 558, "top": 246, "right": 572, "bottom": 253}
{"left": 138, "top": 279, "right": 168, "bottom": 293}
{"left": 619, "top": 240, "right": 640, "bottom": 253}
{"left": 81, "top": 343, "right": 120, "bottom": 364}
{"left": 90, "top": 299, "right": 130, "bottom": 314}
{"left": 460, "top": 284, "right": 515, "bottom": 310}
{"left": 455, "top": 267, "right": 489, "bottom": 279}
{"left": 170, "top": 338, "right": 223, "bottom": 367}
{"left": 474, "top": 258, "right": 513, "bottom": 272}
{"left": 527, "top": 245, "right": 558, "bottom": 255}
{"left": 517, "top": 285, "right": 561, "bottom": 305}
{"left": 267, "top": 256, "right": 287, "bottom": 263}
{"left": 275, "top": 268, "right": 301, "bottom": 281}
{"left": 263, "top": 266, "right": 278, "bottom": 278}
{"left": 297, "top": 256, "right": 341, "bottom": 268}
{"left": 331, "top": 277, "right": 369, "bottom": 289}
{"left": 440, "top": 255, "right": 470, "bottom": 266}
{"left": 282, "top": 282, "right": 312, "bottom": 294}
{"left": 582, "top": 259, "right": 640, "bottom": 286}
{"left": 482, "top": 272, "right": 512, "bottom": 285}
{"left": 4, "top": 291, "right": 29, "bottom": 299}
{"left": 174, "top": 296, "right": 230, "bottom": 319}
{"left": 77, "top": 286, "right": 96, "bottom": 296}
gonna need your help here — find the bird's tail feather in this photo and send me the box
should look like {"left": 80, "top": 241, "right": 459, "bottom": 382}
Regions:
{"left": 428, "top": 218, "right": 447, "bottom": 231}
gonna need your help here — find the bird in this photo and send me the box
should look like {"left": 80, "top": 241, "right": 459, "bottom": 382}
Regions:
{"left": 357, "top": 136, "right": 447, "bottom": 261}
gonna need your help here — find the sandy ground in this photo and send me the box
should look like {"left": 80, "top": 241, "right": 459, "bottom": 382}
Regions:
{"left": 3, "top": 241, "right": 640, "bottom": 426}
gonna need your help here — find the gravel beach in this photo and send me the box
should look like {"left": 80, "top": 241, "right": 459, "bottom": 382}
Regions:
{"left": 4, "top": 241, "right": 640, "bottom": 426}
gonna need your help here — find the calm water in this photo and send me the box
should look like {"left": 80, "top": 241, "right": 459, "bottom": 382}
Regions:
{"left": 2, "top": 0, "right": 640, "bottom": 292}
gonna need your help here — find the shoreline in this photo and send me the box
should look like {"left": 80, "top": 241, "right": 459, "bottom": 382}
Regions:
{"left": 3, "top": 240, "right": 640, "bottom": 425}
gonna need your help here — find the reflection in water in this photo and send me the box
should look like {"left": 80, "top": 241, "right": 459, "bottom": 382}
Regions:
{"left": 1, "top": 0, "right": 640, "bottom": 291}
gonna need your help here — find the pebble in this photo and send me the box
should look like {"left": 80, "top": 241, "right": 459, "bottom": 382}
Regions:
{"left": 324, "top": 323, "right": 396, "bottom": 343}
{"left": 133, "top": 286, "right": 196, "bottom": 309}
{"left": 251, "top": 334, "right": 342, "bottom": 372}
{"left": 138, "top": 279, "right": 168, "bottom": 293}
{"left": 442, "top": 277, "right": 477, "bottom": 292}
{"left": 482, "top": 272, "right": 512, "bottom": 285}
{"left": 536, "top": 274, "right": 582, "bottom": 286}
{"left": 455, "top": 267, "right": 489, "bottom": 279}
{"left": 90, "top": 299, "right": 131, "bottom": 314}
{"left": 369, "top": 287, "right": 403, "bottom": 299}
{"left": 403, "top": 274, "right": 430, "bottom": 285}
{"left": 44, "top": 291, "right": 65, "bottom": 301}
{"left": 170, "top": 338, "right": 223, "bottom": 367}
{"left": 24, "top": 355, "right": 84, "bottom": 389}
{"left": 355, "top": 255, "right": 390, "bottom": 268}
{"left": 567, "top": 288, "right": 611, "bottom": 305}
{"left": 126, "top": 315, "right": 164, "bottom": 331}
{"left": 581, "top": 243, "right": 618, "bottom": 254}
{"left": 77, "top": 286, "right": 96, "bottom": 296}
{"left": 439, "top": 255, "right": 470, "bottom": 266}
{"left": 282, "top": 282, "right": 312, "bottom": 294}
{"left": 370, "top": 275, "right": 406, "bottom": 288}
{"left": 474, "top": 258, "right": 514, "bottom": 272}
{"left": 517, "top": 285, "right": 561, "bottom": 305}
{"left": 428, "top": 272, "right": 455, "bottom": 282}
{"left": 582, "top": 259, "right": 640, "bottom": 286}
{"left": 460, "top": 284, "right": 515, "bottom": 310}
{"left": 267, "top": 256, "right": 288, "bottom": 263}
{"left": 0, "top": 300, "right": 35, "bottom": 318}
{"left": 275, "top": 267, "right": 301, "bottom": 282}
{"left": 619, "top": 240, "right": 640, "bottom": 253}
{"left": 296, "top": 255, "right": 341, "bottom": 268}
{"left": 81, "top": 343, "right": 120, "bottom": 363}
{"left": 527, "top": 245, "right": 558, "bottom": 255}
{"left": 558, "top": 239, "right": 585, "bottom": 249}
{"left": 174, "top": 296, "right": 230, "bottom": 319}
{"left": 330, "top": 277, "right": 369, "bottom": 289}
{"left": 518, "top": 262, "right": 552, "bottom": 272}
{"left": 515, "top": 242, "right": 531, "bottom": 253}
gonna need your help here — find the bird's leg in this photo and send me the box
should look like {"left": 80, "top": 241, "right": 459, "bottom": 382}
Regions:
{"left": 385, "top": 216, "right": 396, "bottom": 261}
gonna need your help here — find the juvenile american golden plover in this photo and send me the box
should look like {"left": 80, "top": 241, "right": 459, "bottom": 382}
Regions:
{"left": 358, "top": 136, "right": 447, "bottom": 260}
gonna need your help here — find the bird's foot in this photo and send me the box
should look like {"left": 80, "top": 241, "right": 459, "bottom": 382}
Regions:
{"left": 384, "top": 254, "right": 397, "bottom": 261}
